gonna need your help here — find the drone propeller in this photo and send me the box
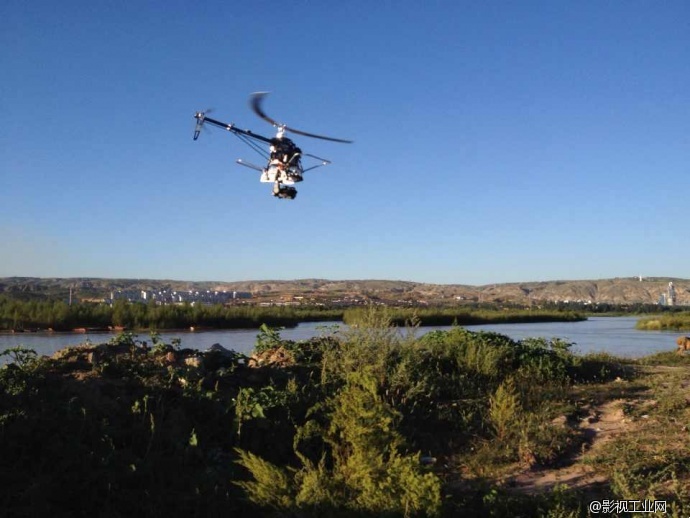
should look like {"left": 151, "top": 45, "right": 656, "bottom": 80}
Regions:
{"left": 192, "top": 108, "right": 214, "bottom": 140}
{"left": 249, "top": 92, "right": 352, "bottom": 143}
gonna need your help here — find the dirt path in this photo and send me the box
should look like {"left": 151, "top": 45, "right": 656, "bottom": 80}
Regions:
{"left": 503, "top": 397, "right": 631, "bottom": 495}
{"left": 503, "top": 365, "right": 686, "bottom": 495}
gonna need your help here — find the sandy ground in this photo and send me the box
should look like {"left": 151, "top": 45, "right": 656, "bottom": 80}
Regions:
{"left": 502, "top": 397, "right": 628, "bottom": 495}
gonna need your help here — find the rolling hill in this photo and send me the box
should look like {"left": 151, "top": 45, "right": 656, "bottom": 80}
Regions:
{"left": 0, "top": 276, "right": 687, "bottom": 306}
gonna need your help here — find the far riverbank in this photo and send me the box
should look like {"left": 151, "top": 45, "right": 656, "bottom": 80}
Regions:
{"left": 1, "top": 316, "right": 682, "bottom": 362}
{"left": 0, "top": 301, "right": 583, "bottom": 333}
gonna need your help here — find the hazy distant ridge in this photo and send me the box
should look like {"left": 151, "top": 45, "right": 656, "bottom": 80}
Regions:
{"left": 0, "top": 277, "right": 688, "bottom": 305}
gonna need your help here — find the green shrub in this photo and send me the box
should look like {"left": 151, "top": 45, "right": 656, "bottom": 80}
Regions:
{"left": 237, "top": 370, "right": 442, "bottom": 517}
{"left": 490, "top": 379, "right": 520, "bottom": 442}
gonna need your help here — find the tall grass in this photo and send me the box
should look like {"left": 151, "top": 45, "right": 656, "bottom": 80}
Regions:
{"left": 0, "top": 296, "right": 342, "bottom": 330}
{"left": 343, "top": 306, "right": 585, "bottom": 327}
{"left": 636, "top": 311, "right": 690, "bottom": 331}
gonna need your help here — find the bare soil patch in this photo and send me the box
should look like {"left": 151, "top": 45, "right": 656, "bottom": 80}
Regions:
{"left": 500, "top": 365, "right": 688, "bottom": 497}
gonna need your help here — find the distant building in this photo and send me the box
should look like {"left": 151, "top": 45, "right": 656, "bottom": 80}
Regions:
{"left": 111, "top": 288, "right": 251, "bottom": 305}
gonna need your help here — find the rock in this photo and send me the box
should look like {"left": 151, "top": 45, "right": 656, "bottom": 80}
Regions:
{"left": 184, "top": 356, "right": 202, "bottom": 368}
{"left": 207, "top": 343, "right": 233, "bottom": 355}
{"left": 248, "top": 346, "right": 295, "bottom": 368}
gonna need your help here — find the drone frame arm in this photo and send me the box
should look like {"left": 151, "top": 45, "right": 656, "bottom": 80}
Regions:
{"left": 302, "top": 163, "right": 330, "bottom": 173}
{"left": 236, "top": 159, "right": 265, "bottom": 172}
{"left": 194, "top": 114, "right": 273, "bottom": 144}
{"left": 301, "top": 153, "right": 332, "bottom": 173}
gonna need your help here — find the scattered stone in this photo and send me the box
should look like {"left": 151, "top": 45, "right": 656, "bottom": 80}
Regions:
{"left": 551, "top": 415, "right": 568, "bottom": 428}
{"left": 207, "top": 343, "right": 234, "bottom": 355}
{"left": 184, "top": 356, "right": 202, "bottom": 368}
{"left": 248, "top": 346, "right": 295, "bottom": 367}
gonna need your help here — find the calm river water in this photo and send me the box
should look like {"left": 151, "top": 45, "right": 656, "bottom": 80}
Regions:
{"left": 0, "top": 316, "right": 682, "bottom": 363}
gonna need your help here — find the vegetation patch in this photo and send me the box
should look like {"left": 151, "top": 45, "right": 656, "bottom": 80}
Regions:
{"left": 636, "top": 311, "right": 690, "bottom": 331}
{"left": 2, "top": 307, "right": 689, "bottom": 516}
{"left": 343, "top": 306, "right": 586, "bottom": 327}
{"left": 1, "top": 295, "right": 586, "bottom": 332}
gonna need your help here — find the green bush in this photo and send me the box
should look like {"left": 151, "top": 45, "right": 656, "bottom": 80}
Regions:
{"left": 236, "top": 370, "right": 442, "bottom": 517}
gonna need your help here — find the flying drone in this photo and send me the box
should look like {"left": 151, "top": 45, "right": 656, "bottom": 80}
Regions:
{"left": 193, "top": 93, "right": 352, "bottom": 199}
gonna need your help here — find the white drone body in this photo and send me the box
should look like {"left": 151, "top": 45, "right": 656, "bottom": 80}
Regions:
{"left": 193, "top": 93, "right": 351, "bottom": 200}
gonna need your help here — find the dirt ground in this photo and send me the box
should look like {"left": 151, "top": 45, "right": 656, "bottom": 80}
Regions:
{"left": 501, "top": 364, "right": 689, "bottom": 498}
{"left": 503, "top": 398, "right": 626, "bottom": 495}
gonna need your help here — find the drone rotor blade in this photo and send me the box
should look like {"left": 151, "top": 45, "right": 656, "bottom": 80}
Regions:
{"left": 193, "top": 116, "right": 204, "bottom": 140}
{"left": 249, "top": 92, "right": 353, "bottom": 143}
{"left": 193, "top": 109, "right": 216, "bottom": 140}
{"left": 249, "top": 92, "right": 281, "bottom": 127}
{"left": 284, "top": 127, "right": 352, "bottom": 143}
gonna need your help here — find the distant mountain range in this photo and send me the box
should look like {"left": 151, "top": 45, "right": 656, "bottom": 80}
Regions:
{"left": 1, "top": 276, "right": 688, "bottom": 306}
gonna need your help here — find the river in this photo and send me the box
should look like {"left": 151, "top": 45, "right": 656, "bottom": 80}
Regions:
{"left": 0, "top": 316, "right": 681, "bottom": 363}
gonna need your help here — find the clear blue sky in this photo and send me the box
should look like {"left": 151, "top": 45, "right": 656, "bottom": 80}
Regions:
{"left": 2, "top": 1, "right": 688, "bottom": 285}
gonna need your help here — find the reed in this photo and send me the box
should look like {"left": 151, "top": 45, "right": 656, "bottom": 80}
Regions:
{"left": 636, "top": 312, "right": 690, "bottom": 331}
{"left": 343, "top": 306, "right": 585, "bottom": 327}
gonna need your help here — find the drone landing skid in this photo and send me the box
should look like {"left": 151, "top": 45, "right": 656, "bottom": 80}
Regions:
{"left": 236, "top": 159, "right": 264, "bottom": 172}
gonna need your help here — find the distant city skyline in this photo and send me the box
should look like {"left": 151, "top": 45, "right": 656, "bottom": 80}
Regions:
{"left": 3, "top": 1, "right": 688, "bottom": 285}
{"left": 2, "top": 271, "right": 690, "bottom": 287}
